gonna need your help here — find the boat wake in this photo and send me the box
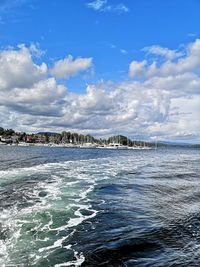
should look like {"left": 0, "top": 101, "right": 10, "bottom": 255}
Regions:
{"left": 0, "top": 158, "right": 112, "bottom": 267}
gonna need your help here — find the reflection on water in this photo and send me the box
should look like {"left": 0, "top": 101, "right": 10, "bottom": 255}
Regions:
{"left": 0, "top": 146, "right": 199, "bottom": 266}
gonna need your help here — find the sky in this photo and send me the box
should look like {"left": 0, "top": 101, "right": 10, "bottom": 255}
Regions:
{"left": 0, "top": 0, "right": 200, "bottom": 142}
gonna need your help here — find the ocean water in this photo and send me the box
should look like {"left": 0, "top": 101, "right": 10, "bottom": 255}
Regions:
{"left": 0, "top": 146, "right": 200, "bottom": 267}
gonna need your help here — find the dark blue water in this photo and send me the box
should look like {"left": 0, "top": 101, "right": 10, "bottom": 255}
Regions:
{"left": 0, "top": 146, "right": 199, "bottom": 266}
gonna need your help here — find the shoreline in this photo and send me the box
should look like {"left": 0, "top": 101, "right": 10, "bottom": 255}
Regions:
{"left": 0, "top": 142, "right": 154, "bottom": 150}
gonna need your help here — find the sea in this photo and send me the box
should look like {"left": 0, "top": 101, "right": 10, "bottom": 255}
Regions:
{"left": 0, "top": 145, "right": 200, "bottom": 267}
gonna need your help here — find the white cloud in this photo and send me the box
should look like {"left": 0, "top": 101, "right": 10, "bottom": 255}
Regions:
{"left": 143, "top": 45, "right": 183, "bottom": 60}
{"left": 114, "top": 4, "right": 129, "bottom": 13}
{"left": 130, "top": 39, "right": 200, "bottom": 78}
{"left": 0, "top": 44, "right": 47, "bottom": 91}
{"left": 29, "top": 43, "right": 45, "bottom": 58}
{"left": 86, "top": 0, "right": 129, "bottom": 14}
{"left": 50, "top": 55, "right": 92, "bottom": 80}
{"left": 87, "top": 0, "right": 107, "bottom": 11}
{"left": 0, "top": 40, "right": 200, "bottom": 142}
{"left": 0, "top": 78, "right": 67, "bottom": 117}
{"left": 78, "top": 84, "right": 114, "bottom": 115}
{"left": 147, "top": 96, "right": 200, "bottom": 142}
{"left": 159, "top": 39, "right": 200, "bottom": 75}
{"left": 129, "top": 60, "right": 147, "bottom": 78}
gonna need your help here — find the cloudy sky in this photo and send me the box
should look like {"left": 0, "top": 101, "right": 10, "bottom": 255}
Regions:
{"left": 0, "top": 0, "right": 200, "bottom": 142}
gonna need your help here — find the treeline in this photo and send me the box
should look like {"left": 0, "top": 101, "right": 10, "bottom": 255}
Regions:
{"left": 0, "top": 126, "right": 162, "bottom": 147}
{"left": 0, "top": 127, "right": 15, "bottom": 136}
{"left": 0, "top": 127, "right": 98, "bottom": 144}
{"left": 54, "top": 131, "right": 97, "bottom": 144}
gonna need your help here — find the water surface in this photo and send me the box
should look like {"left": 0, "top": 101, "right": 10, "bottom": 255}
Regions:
{"left": 0, "top": 146, "right": 199, "bottom": 266}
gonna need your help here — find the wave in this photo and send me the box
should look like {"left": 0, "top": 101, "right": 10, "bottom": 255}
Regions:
{"left": 0, "top": 157, "right": 115, "bottom": 266}
{"left": 1, "top": 149, "right": 199, "bottom": 266}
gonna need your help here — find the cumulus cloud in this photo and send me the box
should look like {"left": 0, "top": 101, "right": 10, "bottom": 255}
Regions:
{"left": 147, "top": 95, "right": 200, "bottom": 142}
{"left": 0, "top": 45, "right": 68, "bottom": 119}
{"left": 50, "top": 55, "right": 92, "bottom": 79}
{"left": 0, "top": 40, "right": 200, "bottom": 142}
{"left": 0, "top": 78, "right": 67, "bottom": 117}
{"left": 0, "top": 44, "right": 47, "bottom": 90}
{"left": 78, "top": 84, "right": 114, "bottom": 115}
{"left": 129, "top": 60, "right": 147, "bottom": 78}
{"left": 143, "top": 45, "right": 183, "bottom": 60}
{"left": 129, "top": 39, "right": 200, "bottom": 78}
{"left": 86, "top": 0, "right": 129, "bottom": 14}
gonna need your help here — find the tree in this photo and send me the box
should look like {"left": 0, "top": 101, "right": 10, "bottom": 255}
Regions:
{"left": 0, "top": 127, "right": 4, "bottom": 135}
{"left": 44, "top": 133, "right": 49, "bottom": 143}
{"left": 4, "top": 129, "right": 15, "bottom": 136}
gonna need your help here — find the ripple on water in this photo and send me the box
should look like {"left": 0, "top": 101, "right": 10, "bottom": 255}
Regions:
{"left": 0, "top": 148, "right": 200, "bottom": 266}
{"left": 0, "top": 158, "right": 108, "bottom": 266}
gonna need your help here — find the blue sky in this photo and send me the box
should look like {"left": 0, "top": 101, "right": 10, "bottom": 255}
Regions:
{"left": 1, "top": 0, "right": 199, "bottom": 91}
{"left": 0, "top": 0, "right": 200, "bottom": 142}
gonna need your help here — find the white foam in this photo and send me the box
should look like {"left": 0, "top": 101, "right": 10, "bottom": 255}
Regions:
{"left": 1, "top": 155, "right": 130, "bottom": 266}
{"left": 38, "top": 235, "right": 68, "bottom": 253}
{"left": 79, "top": 185, "right": 94, "bottom": 200}
{"left": 54, "top": 251, "right": 85, "bottom": 267}
{"left": 67, "top": 208, "right": 97, "bottom": 228}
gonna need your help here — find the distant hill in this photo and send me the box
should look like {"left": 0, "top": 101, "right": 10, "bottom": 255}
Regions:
{"left": 37, "top": 132, "right": 59, "bottom": 136}
{"left": 157, "top": 141, "right": 200, "bottom": 147}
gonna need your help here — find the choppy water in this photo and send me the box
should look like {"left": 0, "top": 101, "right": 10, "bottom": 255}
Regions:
{"left": 0, "top": 146, "right": 199, "bottom": 267}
